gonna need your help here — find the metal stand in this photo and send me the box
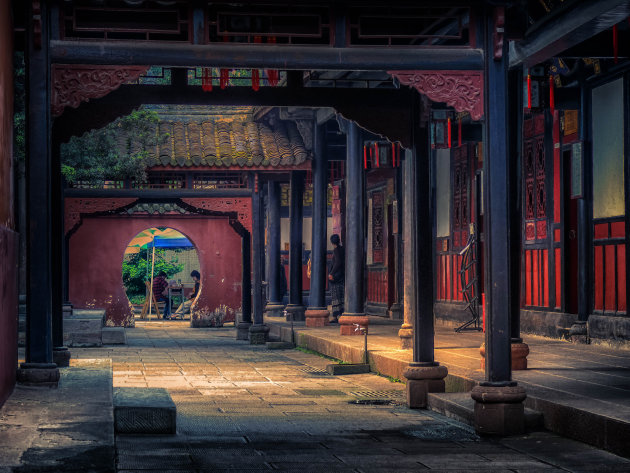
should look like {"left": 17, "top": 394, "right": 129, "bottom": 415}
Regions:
{"left": 455, "top": 224, "right": 482, "bottom": 332}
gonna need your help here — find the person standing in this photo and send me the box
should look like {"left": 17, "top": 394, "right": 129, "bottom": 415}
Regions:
{"left": 328, "top": 234, "right": 345, "bottom": 323}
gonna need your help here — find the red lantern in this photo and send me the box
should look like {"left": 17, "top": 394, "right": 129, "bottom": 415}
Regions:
{"left": 202, "top": 68, "right": 212, "bottom": 92}
{"left": 374, "top": 143, "right": 380, "bottom": 167}
{"left": 447, "top": 118, "right": 452, "bottom": 148}
{"left": 252, "top": 69, "right": 260, "bottom": 91}
{"left": 527, "top": 74, "right": 532, "bottom": 109}
{"left": 220, "top": 69, "right": 229, "bottom": 89}
{"left": 549, "top": 75, "right": 555, "bottom": 114}
{"left": 363, "top": 145, "right": 367, "bottom": 169}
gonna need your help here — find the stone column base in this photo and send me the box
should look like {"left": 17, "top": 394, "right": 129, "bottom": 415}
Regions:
{"left": 305, "top": 308, "right": 329, "bottom": 327}
{"left": 265, "top": 303, "right": 285, "bottom": 318}
{"left": 480, "top": 342, "right": 530, "bottom": 371}
{"left": 471, "top": 383, "right": 527, "bottom": 436}
{"left": 285, "top": 304, "right": 305, "bottom": 322}
{"left": 53, "top": 347, "right": 71, "bottom": 368}
{"left": 569, "top": 322, "right": 588, "bottom": 344}
{"left": 339, "top": 314, "right": 369, "bottom": 335}
{"left": 17, "top": 363, "right": 60, "bottom": 387}
{"left": 236, "top": 322, "right": 252, "bottom": 340}
{"left": 398, "top": 323, "right": 413, "bottom": 349}
{"left": 62, "top": 303, "right": 73, "bottom": 317}
{"left": 249, "top": 324, "right": 270, "bottom": 345}
{"left": 388, "top": 303, "right": 403, "bottom": 320}
{"left": 403, "top": 363, "right": 448, "bottom": 408}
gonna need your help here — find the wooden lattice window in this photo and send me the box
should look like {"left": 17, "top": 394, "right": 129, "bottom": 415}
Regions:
{"left": 524, "top": 113, "right": 547, "bottom": 240}
{"left": 371, "top": 191, "right": 385, "bottom": 264}
{"left": 452, "top": 145, "right": 469, "bottom": 249}
{"left": 135, "top": 173, "right": 186, "bottom": 189}
{"left": 192, "top": 172, "right": 247, "bottom": 189}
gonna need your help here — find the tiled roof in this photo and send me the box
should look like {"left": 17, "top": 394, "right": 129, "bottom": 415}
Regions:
{"left": 137, "top": 119, "right": 311, "bottom": 168}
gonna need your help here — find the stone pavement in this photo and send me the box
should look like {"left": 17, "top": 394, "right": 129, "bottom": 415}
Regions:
{"left": 75, "top": 322, "right": 630, "bottom": 472}
{"left": 267, "top": 316, "right": 630, "bottom": 458}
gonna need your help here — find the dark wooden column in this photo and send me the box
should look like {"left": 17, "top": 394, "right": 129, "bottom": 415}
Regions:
{"left": 249, "top": 176, "right": 269, "bottom": 343}
{"left": 306, "top": 123, "right": 329, "bottom": 322}
{"left": 265, "top": 181, "right": 284, "bottom": 317}
{"left": 285, "top": 170, "right": 306, "bottom": 321}
{"left": 342, "top": 120, "right": 364, "bottom": 315}
{"left": 18, "top": 1, "right": 60, "bottom": 385}
{"left": 577, "top": 83, "right": 592, "bottom": 325}
{"left": 471, "top": 6, "right": 526, "bottom": 436}
{"left": 403, "top": 97, "right": 447, "bottom": 408}
{"left": 236, "top": 231, "right": 252, "bottom": 340}
{"left": 51, "top": 139, "right": 70, "bottom": 367}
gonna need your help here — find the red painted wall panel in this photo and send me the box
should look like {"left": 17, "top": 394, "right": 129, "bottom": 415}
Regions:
{"left": 594, "top": 223, "right": 609, "bottom": 240}
{"left": 611, "top": 221, "right": 625, "bottom": 238}
{"left": 526, "top": 250, "right": 532, "bottom": 306}
{"left": 618, "top": 244, "right": 626, "bottom": 312}
{"left": 555, "top": 248, "right": 561, "bottom": 309}
{"left": 543, "top": 249, "right": 549, "bottom": 307}
{"left": 533, "top": 250, "right": 539, "bottom": 306}
{"left": 594, "top": 246, "right": 604, "bottom": 311}
{"left": 553, "top": 110, "right": 561, "bottom": 223}
{"left": 605, "top": 245, "right": 616, "bottom": 312}
{"left": 69, "top": 216, "right": 242, "bottom": 325}
{"left": 446, "top": 254, "right": 451, "bottom": 301}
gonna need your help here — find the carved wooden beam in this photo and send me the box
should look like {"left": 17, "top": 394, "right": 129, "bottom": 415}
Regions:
{"left": 51, "top": 65, "right": 149, "bottom": 117}
{"left": 388, "top": 70, "right": 484, "bottom": 121}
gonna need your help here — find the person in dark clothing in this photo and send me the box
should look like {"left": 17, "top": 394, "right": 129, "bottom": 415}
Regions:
{"left": 152, "top": 271, "right": 171, "bottom": 318}
{"left": 173, "top": 270, "right": 200, "bottom": 318}
{"left": 328, "top": 234, "right": 345, "bottom": 323}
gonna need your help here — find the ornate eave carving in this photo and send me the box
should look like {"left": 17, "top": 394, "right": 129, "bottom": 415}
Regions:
{"left": 52, "top": 65, "right": 149, "bottom": 117}
{"left": 65, "top": 198, "right": 138, "bottom": 235}
{"left": 388, "top": 70, "right": 484, "bottom": 121}
{"left": 181, "top": 198, "right": 252, "bottom": 234}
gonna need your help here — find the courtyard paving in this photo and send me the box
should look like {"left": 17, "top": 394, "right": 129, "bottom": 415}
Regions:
{"left": 74, "top": 321, "right": 630, "bottom": 473}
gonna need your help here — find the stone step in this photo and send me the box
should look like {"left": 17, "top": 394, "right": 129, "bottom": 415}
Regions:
{"left": 113, "top": 387, "right": 176, "bottom": 434}
{"left": 427, "top": 392, "right": 544, "bottom": 432}
{"left": 64, "top": 308, "right": 107, "bottom": 347}
{"left": 326, "top": 363, "right": 371, "bottom": 375}
{"left": 266, "top": 340, "right": 294, "bottom": 349}
{"left": 102, "top": 327, "right": 126, "bottom": 345}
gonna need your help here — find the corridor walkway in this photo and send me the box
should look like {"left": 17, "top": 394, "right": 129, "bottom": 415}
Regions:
{"left": 8, "top": 322, "right": 625, "bottom": 472}
{"left": 2, "top": 322, "right": 630, "bottom": 471}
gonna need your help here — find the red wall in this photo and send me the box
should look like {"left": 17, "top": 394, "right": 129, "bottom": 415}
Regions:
{"left": 0, "top": 0, "right": 16, "bottom": 407}
{"left": 69, "top": 216, "right": 242, "bottom": 326}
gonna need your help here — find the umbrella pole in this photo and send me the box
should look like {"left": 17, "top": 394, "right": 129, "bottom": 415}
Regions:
{"left": 149, "top": 240, "right": 156, "bottom": 318}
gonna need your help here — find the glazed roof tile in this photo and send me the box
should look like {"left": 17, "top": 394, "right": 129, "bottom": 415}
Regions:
{"left": 141, "top": 118, "right": 310, "bottom": 168}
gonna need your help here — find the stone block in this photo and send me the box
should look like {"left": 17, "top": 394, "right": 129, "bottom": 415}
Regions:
{"left": 114, "top": 387, "right": 176, "bottom": 434}
{"left": 473, "top": 401, "right": 525, "bottom": 436}
{"left": 266, "top": 341, "right": 294, "bottom": 349}
{"left": 305, "top": 308, "right": 329, "bottom": 327}
{"left": 407, "top": 379, "right": 445, "bottom": 409}
{"left": 17, "top": 363, "right": 60, "bottom": 387}
{"left": 53, "top": 348, "right": 71, "bottom": 367}
{"left": 102, "top": 327, "right": 127, "bottom": 345}
{"left": 339, "top": 315, "right": 369, "bottom": 336}
{"left": 236, "top": 322, "right": 251, "bottom": 340}
{"left": 249, "top": 324, "right": 270, "bottom": 345}
{"left": 285, "top": 305, "right": 305, "bottom": 322}
{"left": 326, "top": 363, "right": 370, "bottom": 375}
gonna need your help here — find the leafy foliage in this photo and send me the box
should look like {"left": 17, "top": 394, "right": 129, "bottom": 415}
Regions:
{"left": 122, "top": 248, "right": 184, "bottom": 298}
{"left": 61, "top": 109, "right": 166, "bottom": 184}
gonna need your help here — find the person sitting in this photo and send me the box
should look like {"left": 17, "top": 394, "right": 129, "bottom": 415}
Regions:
{"left": 173, "top": 270, "right": 200, "bottom": 318}
{"left": 152, "top": 271, "right": 171, "bottom": 319}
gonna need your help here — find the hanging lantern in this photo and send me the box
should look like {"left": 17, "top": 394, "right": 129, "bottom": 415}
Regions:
{"left": 549, "top": 75, "right": 555, "bottom": 114}
{"left": 252, "top": 69, "right": 260, "bottom": 91}
{"left": 615, "top": 23, "right": 620, "bottom": 62}
{"left": 202, "top": 67, "right": 213, "bottom": 92}
{"left": 363, "top": 145, "right": 368, "bottom": 169}
{"left": 374, "top": 142, "right": 380, "bottom": 167}
{"left": 447, "top": 118, "right": 452, "bottom": 148}
{"left": 527, "top": 73, "right": 532, "bottom": 109}
{"left": 391, "top": 143, "right": 396, "bottom": 167}
{"left": 266, "top": 36, "right": 279, "bottom": 87}
{"left": 220, "top": 69, "right": 230, "bottom": 89}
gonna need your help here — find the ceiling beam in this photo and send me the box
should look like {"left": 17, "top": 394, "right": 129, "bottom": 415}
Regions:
{"left": 50, "top": 40, "right": 484, "bottom": 71}
{"left": 509, "top": 0, "right": 630, "bottom": 68}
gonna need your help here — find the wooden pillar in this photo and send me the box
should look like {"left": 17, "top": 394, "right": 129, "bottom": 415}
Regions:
{"left": 236, "top": 232, "right": 252, "bottom": 340}
{"left": 338, "top": 120, "right": 368, "bottom": 335}
{"left": 398, "top": 149, "right": 415, "bottom": 349}
{"left": 403, "top": 97, "right": 447, "bottom": 408}
{"left": 471, "top": 6, "right": 526, "bottom": 436}
{"left": 305, "top": 123, "right": 329, "bottom": 327}
{"left": 249, "top": 176, "right": 268, "bottom": 344}
{"left": 18, "top": 1, "right": 60, "bottom": 385}
{"left": 51, "top": 139, "right": 69, "bottom": 367}
{"left": 265, "top": 181, "right": 284, "bottom": 317}
{"left": 285, "top": 170, "right": 306, "bottom": 321}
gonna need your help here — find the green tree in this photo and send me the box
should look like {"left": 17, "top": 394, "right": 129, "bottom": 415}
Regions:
{"left": 61, "top": 109, "right": 166, "bottom": 185}
{"left": 122, "top": 248, "right": 184, "bottom": 299}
